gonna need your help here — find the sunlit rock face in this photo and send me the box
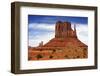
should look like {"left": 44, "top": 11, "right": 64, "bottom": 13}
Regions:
{"left": 28, "top": 21, "right": 88, "bottom": 60}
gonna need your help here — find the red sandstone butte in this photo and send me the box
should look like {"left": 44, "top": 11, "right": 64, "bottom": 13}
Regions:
{"left": 28, "top": 21, "right": 88, "bottom": 60}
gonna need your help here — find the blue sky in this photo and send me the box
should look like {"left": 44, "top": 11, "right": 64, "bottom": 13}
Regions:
{"left": 28, "top": 15, "right": 88, "bottom": 24}
{"left": 28, "top": 15, "right": 88, "bottom": 47}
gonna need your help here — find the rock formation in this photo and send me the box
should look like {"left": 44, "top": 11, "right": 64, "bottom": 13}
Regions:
{"left": 28, "top": 21, "right": 88, "bottom": 60}
{"left": 55, "top": 21, "right": 77, "bottom": 38}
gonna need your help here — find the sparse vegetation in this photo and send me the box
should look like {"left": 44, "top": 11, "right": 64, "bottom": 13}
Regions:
{"left": 37, "top": 54, "right": 43, "bottom": 59}
{"left": 49, "top": 55, "right": 53, "bottom": 59}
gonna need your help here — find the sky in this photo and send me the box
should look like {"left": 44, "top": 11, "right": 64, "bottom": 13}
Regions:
{"left": 28, "top": 15, "right": 88, "bottom": 47}
{"left": 28, "top": 15, "right": 88, "bottom": 24}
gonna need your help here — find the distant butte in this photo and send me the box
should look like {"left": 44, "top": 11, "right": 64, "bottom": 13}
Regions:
{"left": 28, "top": 21, "right": 88, "bottom": 60}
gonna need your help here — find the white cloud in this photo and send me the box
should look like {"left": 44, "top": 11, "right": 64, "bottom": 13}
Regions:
{"left": 28, "top": 23, "right": 55, "bottom": 47}
{"left": 29, "top": 23, "right": 55, "bottom": 31}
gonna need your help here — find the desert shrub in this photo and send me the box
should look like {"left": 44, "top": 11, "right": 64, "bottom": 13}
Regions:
{"left": 49, "top": 55, "right": 53, "bottom": 59}
{"left": 37, "top": 54, "right": 43, "bottom": 59}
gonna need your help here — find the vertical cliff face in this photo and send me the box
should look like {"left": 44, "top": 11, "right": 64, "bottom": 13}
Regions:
{"left": 55, "top": 21, "right": 77, "bottom": 38}
{"left": 42, "top": 21, "right": 87, "bottom": 47}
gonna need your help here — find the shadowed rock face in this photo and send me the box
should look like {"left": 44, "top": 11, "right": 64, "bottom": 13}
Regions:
{"left": 55, "top": 21, "right": 77, "bottom": 38}
{"left": 28, "top": 21, "right": 88, "bottom": 60}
